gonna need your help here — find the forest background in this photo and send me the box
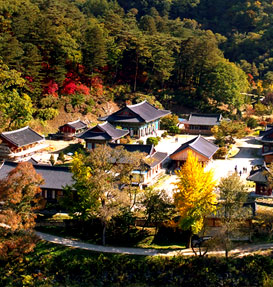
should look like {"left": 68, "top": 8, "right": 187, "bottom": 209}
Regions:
{"left": 1, "top": 0, "right": 273, "bottom": 132}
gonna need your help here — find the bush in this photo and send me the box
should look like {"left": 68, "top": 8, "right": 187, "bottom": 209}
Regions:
{"left": 35, "top": 108, "right": 59, "bottom": 121}
{"left": 161, "top": 131, "right": 168, "bottom": 138}
{"left": 160, "top": 114, "right": 179, "bottom": 131}
{"left": 246, "top": 117, "right": 258, "bottom": 129}
{"left": 58, "top": 152, "right": 65, "bottom": 163}
{"left": 168, "top": 125, "right": 180, "bottom": 134}
{"left": 137, "top": 140, "right": 144, "bottom": 145}
{"left": 213, "top": 147, "right": 228, "bottom": 159}
{"left": 146, "top": 137, "right": 159, "bottom": 146}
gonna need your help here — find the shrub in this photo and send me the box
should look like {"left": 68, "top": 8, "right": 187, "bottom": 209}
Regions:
{"left": 246, "top": 117, "right": 258, "bottom": 129}
{"left": 137, "top": 140, "right": 144, "bottom": 145}
{"left": 58, "top": 152, "right": 65, "bottom": 163}
{"left": 146, "top": 137, "right": 159, "bottom": 146}
{"left": 160, "top": 114, "right": 179, "bottom": 131}
{"left": 36, "top": 108, "right": 59, "bottom": 121}
{"left": 168, "top": 125, "right": 180, "bottom": 134}
{"left": 161, "top": 131, "right": 168, "bottom": 138}
{"left": 120, "top": 136, "right": 131, "bottom": 144}
{"left": 49, "top": 154, "right": 55, "bottom": 166}
{"left": 213, "top": 147, "right": 228, "bottom": 159}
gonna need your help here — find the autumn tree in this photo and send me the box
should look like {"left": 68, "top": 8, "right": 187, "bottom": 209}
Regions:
{"left": 0, "top": 61, "right": 33, "bottom": 130}
{"left": 215, "top": 173, "right": 250, "bottom": 258}
{"left": 212, "top": 120, "right": 248, "bottom": 147}
{"left": 61, "top": 145, "right": 144, "bottom": 245}
{"left": 173, "top": 151, "right": 217, "bottom": 248}
{"left": 140, "top": 188, "right": 174, "bottom": 232}
{"left": 0, "top": 162, "right": 44, "bottom": 261}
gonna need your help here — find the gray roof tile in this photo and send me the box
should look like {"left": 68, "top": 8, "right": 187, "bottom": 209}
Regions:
{"left": 186, "top": 114, "right": 222, "bottom": 126}
{"left": 170, "top": 135, "right": 218, "bottom": 159}
{"left": 247, "top": 167, "right": 268, "bottom": 184}
{"left": 79, "top": 122, "right": 129, "bottom": 141}
{"left": 0, "top": 126, "right": 44, "bottom": 147}
{"left": 59, "top": 120, "right": 87, "bottom": 131}
{"left": 109, "top": 143, "right": 154, "bottom": 155}
{"left": 0, "top": 161, "right": 73, "bottom": 190}
{"left": 99, "top": 101, "right": 170, "bottom": 123}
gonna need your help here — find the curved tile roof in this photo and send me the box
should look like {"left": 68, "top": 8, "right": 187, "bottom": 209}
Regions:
{"left": 0, "top": 126, "right": 44, "bottom": 147}
{"left": 99, "top": 101, "right": 170, "bottom": 123}
{"left": 79, "top": 122, "right": 129, "bottom": 141}
{"left": 0, "top": 161, "right": 73, "bottom": 190}
{"left": 170, "top": 135, "right": 218, "bottom": 159}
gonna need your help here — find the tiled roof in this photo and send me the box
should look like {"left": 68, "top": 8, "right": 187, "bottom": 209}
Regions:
{"left": 99, "top": 101, "right": 170, "bottom": 123}
{"left": 170, "top": 135, "right": 218, "bottom": 159}
{"left": 247, "top": 167, "right": 268, "bottom": 184}
{"left": 0, "top": 161, "right": 73, "bottom": 190}
{"left": 59, "top": 120, "right": 87, "bottom": 131}
{"left": 109, "top": 143, "right": 154, "bottom": 156}
{"left": 148, "top": 151, "right": 168, "bottom": 168}
{"left": 258, "top": 127, "right": 273, "bottom": 142}
{"left": 0, "top": 126, "right": 44, "bottom": 147}
{"left": 79, "top": 122, "right": 129, "bottom": 141}
{"left": 186, "top": 114, "right": 222, "bottom": 126}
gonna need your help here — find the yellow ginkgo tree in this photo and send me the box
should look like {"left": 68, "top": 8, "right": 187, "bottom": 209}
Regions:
{"left": 173, "top": 151, "right": 217, "bottom": 248}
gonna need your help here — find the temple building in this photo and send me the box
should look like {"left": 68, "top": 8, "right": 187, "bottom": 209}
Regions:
{"left": 257, "top": 127, "right": 273, "bottom": 163}
{"left": 98, "top": 101, "right": 170, "bottom": 138}
{"left": 183, "top": 114, "right": 222, "bottom": 135}
{"left": 0, "top": 126, "right": 47, "bottom": 161}
{"left": 59, "top": 120, "right": 88, "bottom": 140}
{"left": 247, "top": 166, "right": 272, "bottom": 197}
{"left": 79, "top": 122, "right": 129, "bottom": 149}
{"left": 0, "top": 161, "right": 74, "bottom": 203}
{"left": 170, "top": 135, "right": 218, "bottom": 168}
{"left": 109, "top": 143, "right": 168, "bottom": 186}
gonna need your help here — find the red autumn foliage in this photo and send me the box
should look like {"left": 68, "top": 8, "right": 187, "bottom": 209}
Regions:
{"left": 91, "top": 76, "right": 104, "bottom": 96}
{"left": 25, "top": 76, "right": 34, "bottom": 83}
{"left": 62, "top": 71, "right": 90, "bottom": 95}
{"left": 44, "top": 80, "right": 59, "bottom": 97}
{"left": 0, "top": 162, "right": 44, "bottom": 261}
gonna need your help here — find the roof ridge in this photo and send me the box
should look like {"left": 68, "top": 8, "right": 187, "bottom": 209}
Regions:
{"left": 67, "top": 119, "right": 82, "bottom": 124}
{"left": 189, "top": 135, "right": 200, "bottom": 147}
{"left": 127, "top": 100, "right": 147, "bottom": 108}
{"left": 2, "top": 126, "right": 29, "bottom": 134}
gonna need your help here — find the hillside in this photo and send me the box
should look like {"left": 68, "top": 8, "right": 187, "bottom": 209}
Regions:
{"left": 1, "top": 0, "right": 273, "bottom": 133}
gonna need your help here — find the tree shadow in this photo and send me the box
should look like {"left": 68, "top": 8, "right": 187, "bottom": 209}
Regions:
{"left": 232, "top": 147, "right": 262, "bottom": 158}
{"left": 52, "top": 143, "right": 85, "bottom": 155}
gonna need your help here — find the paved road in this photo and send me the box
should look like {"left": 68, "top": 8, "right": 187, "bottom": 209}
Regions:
{"left": 36, "top": 231, "right": 273, "bottom": 257}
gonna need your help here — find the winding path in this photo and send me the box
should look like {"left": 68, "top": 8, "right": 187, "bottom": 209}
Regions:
{"left": 36, "top": 231, "right": 273, "bottom": 257}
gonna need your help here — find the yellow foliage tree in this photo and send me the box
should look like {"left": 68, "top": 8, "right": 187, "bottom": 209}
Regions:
{"left": 173, "top": 151, "right": 217, "bottom": 247}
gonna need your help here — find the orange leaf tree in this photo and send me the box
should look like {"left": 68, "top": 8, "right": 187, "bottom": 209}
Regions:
{"left": 173, "top": 151, "right": 217, "bottom": 248}
{"left": 0, "top": 162, "right": 44, "bottom": 261}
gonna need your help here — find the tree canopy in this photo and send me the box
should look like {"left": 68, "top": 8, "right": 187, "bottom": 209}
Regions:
{"left": 173, "top": 151, "right": 217, "bottom": 247}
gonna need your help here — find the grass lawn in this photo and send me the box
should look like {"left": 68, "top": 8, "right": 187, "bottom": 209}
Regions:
{"left": 35, "top": 224, "right": 187, "bottom": 250}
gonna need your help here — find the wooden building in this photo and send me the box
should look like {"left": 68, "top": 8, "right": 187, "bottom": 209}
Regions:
{"left": 109, "top": 143, "right": 168, "bottom": 186}
{"left": 170, "top": 135, "right": 218, "bottom": 168}
{"left": 0, "top": 161, "right": 74, "bottom": 203}
{"left": 247, "top": 167, "right": 272, "bottom": 196}
{"left": 257, "top": 127, "right": 273, "bottom": 163}
{"left": 79, "top": 122, "right": 129, "bottom": 149}
{"left": 98, "top": 101, "right": 170, "bottom": 138}
{"left": 184, "top": 114, "right": 222, "bottom": 135}
{"left": 59, "top": 120, "right": 87, "bottom": 140}
{"left": 0, "top": 126, "right": 47, "bottom": 161}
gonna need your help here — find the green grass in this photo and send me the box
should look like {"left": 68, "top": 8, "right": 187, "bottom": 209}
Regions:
{"left": 35, "top": 224, "right": 187, "bottom": 250}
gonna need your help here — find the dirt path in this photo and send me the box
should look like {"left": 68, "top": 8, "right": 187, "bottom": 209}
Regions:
{"left": 36, "top": 231, "right": 273, "bottom": 257}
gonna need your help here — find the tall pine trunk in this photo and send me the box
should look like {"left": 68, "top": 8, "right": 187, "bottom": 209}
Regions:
{"left": 102, "top": 221, "right": 106, "bottom": 246}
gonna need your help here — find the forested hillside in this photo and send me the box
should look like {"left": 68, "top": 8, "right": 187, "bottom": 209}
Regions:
{"left": 1, "top": 0, "right": 273, "bottom": 132}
